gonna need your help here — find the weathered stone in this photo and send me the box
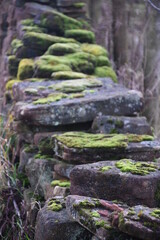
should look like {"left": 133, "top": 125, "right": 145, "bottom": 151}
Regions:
{"left": 18, "top": 146, "right": 37, "bottom": 172}
{"left": 14, "top": 78, "right": 143, "bottom": 127}
{"left": 70, "top": 160, "right": 160, "bottom": 207}
{"left": 25, "top": 157, "right": 58, "bottom": 198}
{"left": 66, "top": 195, "right": 138, "bottom": 240}
{"left": 53, "top": 186, "right": 70, "bottom": 197}
{"left": 92, "top": 116, "right": 152, "bottom": 135}
{"left": 54, "top": 162, "right": 74, "bottom": 179}
{"left": 119, "top": 205, "right": 160, "bottom": 240}
{"left": 35, "top": 197, "right": 92, "bottom": 240}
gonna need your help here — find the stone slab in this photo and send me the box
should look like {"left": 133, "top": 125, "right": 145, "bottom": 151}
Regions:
{"left": 14, "top": 78, "right": 143, "bottom": 127}
{"left": 91, "top": 116, "right": 152, "bottom": 135}
{"left": 70, "top": 159, "right": 160, "bottom": 207}
{"left": 53, "top": 132, "right": 160, "bottom": 163}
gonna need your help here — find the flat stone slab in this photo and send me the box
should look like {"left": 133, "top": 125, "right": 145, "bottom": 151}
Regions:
{"left": 35, "top": 197, "right": 92, "bottom": 240}
{"left": 91, "top": 116, "right": 152, "bottom": 135}
{"left": 53, "top": 132, "right": 160, "bottom": 163}
{"left": 14, "top": 78, "right": 143, "bottom": 127}
{"left": 66, "top": 195, "right": 139, "bottom": 240}
{"left": 70, "top": 159, "right": 160, "bottom": 207}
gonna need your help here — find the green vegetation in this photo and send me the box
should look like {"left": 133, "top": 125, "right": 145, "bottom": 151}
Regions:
{"left": 33, "top": 92, "right": 68, "bottom": 105}
{"left": 17, "top": 59, "right": 34, "bottom": 80}
{"left": 96, "top": 56, "right": 111, "bottom": 67}
{"left": 100, "top": 166, "right": 112, "bottom": 172}
{"left": 54, "top": 132, "right": 154, "bottom": 149}
{"left": 95, "top": 66, "right": 118, "bottom": 83}
{"left": 81, "top": 44, "right": 108, "bottom": 56}
{"left": 48, "top": 200, "right": 63, "bottom": 212}
{"left": 150, "top": 209, "right": 160, "bottom": 219}
{"left": 91, "top": 211, "right": 100, "bottom": 218}
{"left": 46, "top": 43, "right": 80, "bottom": 55}
{"left": 115, "top": 159, "right": 158, "bottom": 175}
{"left": 11, "top": 39, "right": 23, "bottom": 55}
{"left": 65, "top": 29, "right": 95, "bottom": 43}
{"left": 6, "top": 79, "right": 22, "bottom": 90}
{"left": 73, "top": 2, "right": 86, "bottom": 8}
{"left": 51, "top": 71, "right": 87, "bottom": 80}
{"left": 8, "top": 55, "right": 19, "bottom": 76}
{"left": 51, "top": 180, "right": 71, "bottom": 188}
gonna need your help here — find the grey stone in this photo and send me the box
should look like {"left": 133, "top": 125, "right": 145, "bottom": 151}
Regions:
{"left": 70, "top": 160, "right": 160, "bottom": 207}
{"left": 92, "top": 116, "right": 152, "bottom": 135}
{"left": 53, "top": 186, "right": 70, "bottom": 197}
{"left": 54, "top": 162, "right": 74, "bottom": 179}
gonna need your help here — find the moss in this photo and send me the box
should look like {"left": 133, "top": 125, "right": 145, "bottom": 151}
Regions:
{"left": 69, "top": 93, "right": 85, "bottom": 99}
{"left": 38, "top": 86, "right": 46, "bottom": 90}
{"left": 95, "top": 66, "right": 117, "bottom": 83}
{"left": 73, "top": 2, "right": 85, "bottom": 8}
{"left": 6, "top": 79, "right": 22, "bottom": 90}
{"left": 51, "top": 71, "right": 87, "bottom": 80}
{"left": 52, "top": 78, "right": 102, "bottom": 93}
{"left": 78, "top": 200, "right": 95, "bottom": 208}
{"left": 115, "top": 120, "right": 124, "bottom": 128}
{"left": 24, "top": 88, "right": 38, "bottom": 95}
{"left": 24, "top": 145, "right": 37, "bottom": 153}
{"left": 33, "top": 92, "right": 68, "bottom": 105}
{"left": 46, "top": 43, "right": 80, "bottom": 56}
{"left": 95, "top": 220, "right": 106, "bottom": 228}
{"left": 48, "top": 200, "right": 63, "bottom": 212}
{"left": 23, "top": 32, "right": 77, "bottom": 51}
{"left": 34, "top": 153, "right": 52, "bottom": 160}
{"left": 100, "top": 166, "right": 112, "bottom": 172}
{"left": 20, "top": 19, "right": 35, "bottom": 26}
{"left": 65, "top": 29, "right": 95, "bottom": 43}
{"left": 96, "top": 56, "right": 111, "bottom": 67}
{"left": 54, "top": 132, "right": 154, "bottom": 149}
{"left": 150, "top": 209, "right": 160, "bottom": 219}
{"left": 81, "top": 44, "right": 108, "bottom": 57}
{"left": 115, "top": 159, "right": 157, "bottom": 175}
{"left": 22, "top": 25, "right": 46, "bottom": 34}
{"left": 51, "top": 180, "right": 71, "bottom": 188}
{"left": 17, "top": 59, "right": 34, "bottom": 80}
{"left": 8, "top": 55, "right": 20, "bottom": 76}
{"left": 11, "top": 39, "right": 23, "bottom": 55}
{"left": 91, "top": 211, "right": 100, "bottom": 218}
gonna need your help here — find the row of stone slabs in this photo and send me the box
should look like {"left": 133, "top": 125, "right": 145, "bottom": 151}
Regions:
{"left": 35, "top": 195, "right": 160, "bottom": 240}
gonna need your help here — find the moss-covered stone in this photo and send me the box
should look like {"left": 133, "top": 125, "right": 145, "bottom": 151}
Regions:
{"left": 23, "top": 32, "right": 77, "bottom": 51}
{"left": 51, "top": 71, "right": 87, "bottom": 80}
{"left": 8, "top": 55, "right": 20, "bottom": 76}
{"left": 69, "top": 93, "right": 85, "bottom": 99}
{"left": 65, "top": 29, "right": 95, "bottom": 43}
{"left": 150, "top": 209, "right": 160, "bottom": 219}
{"left": 100, "top": 166, "right": 112, "bottom": 172}
{"left": 90, "top": 211, "right": 100, "bottom": 218}
{"left": 5, "top": 79, "right": 22, "bottom": 90}
{"left": 22, "top": 25, "right": 46, "bottom": 34}
{"left": 73, "top": 2, "right": 86, "bottom": 8}
{"left": 11, "top": 39, "right": 23, "bottom": 55}
{"left": 115, "top": 159, "right": 158, "bottom": 175}
{"left": 46, "top": 43, "right": 80, "bottom": 56}
{"left": 33, "top": 92, "right": 68, "bottom": 105}
{"left": 51, "top": 180, "right": 71, "bottom": 188}
{"left": 54, "top": 132, "right": 154, "bottom": 149}
{"left": 81, "top": 44, "right": 108, "bottom": 57}
{"left": 17, "top": 59, "right": 34, "bottom": 80}
{"left": 24, "top": 88, "right": 38, "bottom": 95}
{"left": 95, "top": 66, "right": 117, "bottom": 83}
{"left": 20, "top": 19, "right": 35, "bottom": 26}
{"left": 48, "top": 199, "right": 63, "bottom": 212}
{"left": 96, "top": 56, "right": 111, "bottom": 67}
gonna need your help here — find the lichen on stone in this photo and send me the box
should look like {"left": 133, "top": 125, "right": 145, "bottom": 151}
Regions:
{"left": 51, "top": 180, "right": 71, "bottom": 188}
{"left": 100, "top": 166, "right": 112, "bottom": 172}
{"left": 115, "top": 159, "right": 158, "bottom": 175}
{"left": 33, "top": 92, "right": 68, "bottom": 105}
{"left": 65, "top": 29, "right": 95, "bottom": 43}
{"left": 48, "top": 199, "right": 63, "bottom": 212}
{"left": 17, "top": 59, "right": 34, "bottom": 80}
{"left": 51, "top": 71, "right": 87, "bottom": 80}
{"left": 24, "top": 88, "right": 38, "bottom": 95}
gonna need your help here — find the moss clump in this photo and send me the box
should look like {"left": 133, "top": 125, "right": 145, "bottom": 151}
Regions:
{"left": 11, "top": 39, "right": 23, "bottom": 55}
{"left": 100, "top": 166, "right": 112, "bottom": 172}
{"left": 22, "top": 25, "right": 46, "bottom": 34}
{"left": 150, "top": 209, "right": 160, "bottom": 219}
{"left": 54, "top": 132, "right": 154, "bottom": 149}
{"left": 51, "top": 180, "right": 71, "bottom": 188}
{"left": 17, "top": 59, "right": 34, "bottom": 80}
{"left": 65, "top": 29, "right": 95, "bottom": 43}
{"left": 96, "top": 56, "right": 111, "bottom": 67}
{"left": 23, "top": 32, "right": 77, "bottom": 51}
{"left": 115, "top": 120, "right": 124, "bottom": 128}
{"left": 95, "top": 66, "right": 117, "bottom": 83}
{"left": 51, "top": 71, "right": 87, "bottom": 80}
{"left": 91, "top": 211, "right": 100, "bottom": 218}
{"left": 78, "top": 200, "right": 95, "bottom": 208}
{"left": 69, "top": 93, "right": 85, "bottom": 99}
{"left": 115, "top": 159, "right": 158, "bottom": 175}
{"left": 81, "top": 44, "right": 108, "bottom": 57}
{"left": 53, "top": 78, "right": 102, "bottom": 93}
{"left": 46, "top": 43, "right": 80, "bottom": 56}
{"left": 6, "top": 79, "right": 22, "bottom": 90}
{"left": 48, "top": 200, "right": 63, "bottom": 212}
{"left": 33, "top": 92, "right": 68, "bottom": 105}
{"left": 73, "top": 2, "right": 85, "bottom": 8}
{"left": 20, "top": 19, "right": 35, "bottom": 26}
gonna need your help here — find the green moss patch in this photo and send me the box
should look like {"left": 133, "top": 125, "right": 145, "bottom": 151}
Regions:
{"left": 11, "top": 39, "right": 23, "bottom": 55}
{"left": 46, "top": 43, "right": 80, "bottom": 56}
{"left": 6, "top": 79, "right": 22, "bottom": 90}
{"left": 33, "top": 92, "right": 68, "bottom": 105}
{"left": 115, "top": 159, "right": 158, "bottom": 175}
{"left": 81, "top": 44, "right": 108, "bottom": 57}
{"left": 100, "top": 166, "right": 112, "bottom": 172}
{"left": 91, "top": 211, "right": 100, "bottom": 218}
{"left": 51, "top": 180, "right": 71, "bottom": 188}
{"left": 17, "top": 59, "right": 34, "bottom": 80}
{"left": 48, "top": 199, "right": 63, "bottom": 212}
{"left": 65, "top": 29, "right": 95, "bottom": 43}
{"left": 51, "top": 71, "right": 87, "bottom": 80}
{"left": 95, "top": 66, "right": 117, "bottom": 83}
{"left": 54, "top": 132, "right": 154, "bottom": 149}
{"left": 96, "top": 56, "right": 111, "bottom": 67}
{"left": 150, "top": 209, "right": 160, "bottom": 219}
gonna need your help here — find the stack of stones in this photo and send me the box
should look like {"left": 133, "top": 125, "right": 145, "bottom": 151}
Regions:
{"left": 2, "top": 1, "right": 160, "bottom": 240}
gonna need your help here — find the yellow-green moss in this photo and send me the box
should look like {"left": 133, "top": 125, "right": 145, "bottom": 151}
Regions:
{"left": 69, "top": 93, "right": 85, "bottom": 99}
{"left": 65, "top": 29, "right": 95, "bottom": 43}
{"left": 51, "top": 180, "right": 71, "bottom": 188}
{"left": 48, "top": 200, "right": 63, "bottom": 212}
{"left": 95, "top": 66, "right": 117, "bottom": 83}
{"left": 54, "top": 132, "right": 154, "bottom": 149}
{"left": 17, "top": 59, "right": 34, "bottom": 80}
{"left": 81, "top": 44, "right": 108, "bottom": 57}
{"left": 100, "top": 166, "right": 112, "bottom": 172}
{"left": 46, "top": 43, "right": 80, "bottom": 56}
{"left": 33, "top": 92, "right": 68, "bottom": 105}
{"left": 6, "top": 79, "right": 22, "bottom": 90}
{"left": 20, "top": 19, "right": 35, "bottom": 26}
{"left": 91, "top": 211, "right": 100, "bottom": 218}
{"left": 22, "top": 25, "right": 46, "bottom": 34}
{"left": 115, "top": 159, "right": 158, "bottom": 175}
{"left": 11, "top": 39, "right": 23, "bottom": 54}
{"left": 73, "top": 2, "right": 85, "bottom": 8}
{"left": 51, "top": 71, "right": 87, "bottom": 80}
{"left": 96, "top": 56, "right": 111, "bottom": 67}
{"left": 150, "top": 209, "right": 160, "bottom": 219}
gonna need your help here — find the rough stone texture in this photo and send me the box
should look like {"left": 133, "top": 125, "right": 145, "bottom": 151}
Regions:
{"left": 14, "top": 78, "right": 143, "bottom": 127}
{"left": 25, "top": 157, "right": 59, "bottom": 198}
{"left": 54, "top": 162, "right": 74, "bottom": 179}
{"left": 53, "top": 132, "right": 160, "bottom": 163}
{"left": 92, "top": 116, "right": 152, "bottom": 135}
{"left": 35, "top": 197, "right": 93, "bottom": 240}
{"left": 70, "top": 160, "right": 160, "bottom": 207}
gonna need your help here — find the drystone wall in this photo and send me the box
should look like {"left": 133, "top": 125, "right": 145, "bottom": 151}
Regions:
{"left": 1, "top": 1, "right": 160, "bottom": 240}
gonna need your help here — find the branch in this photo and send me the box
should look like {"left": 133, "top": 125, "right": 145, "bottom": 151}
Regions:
{"left": 147, "top": 0, "right": 160, "bottom": 11}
